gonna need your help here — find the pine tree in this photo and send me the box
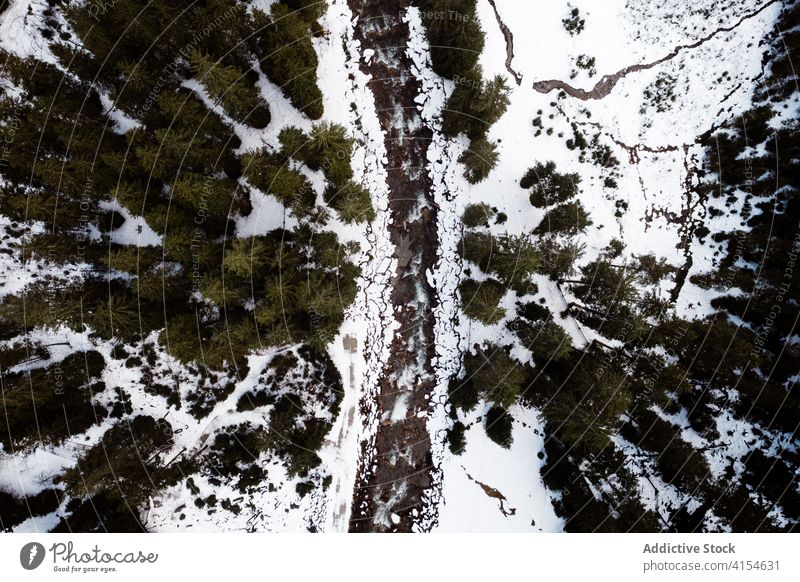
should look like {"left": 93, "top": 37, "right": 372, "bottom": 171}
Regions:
{"left": 224, "top": 237, "right": 268, "bottom": 279}
{"left": 460, "top": 278, "right": 507, "bottom": 324}
{"left": 568, "top": 259, "right": 640, "bottom": 309}
{"left": 421, "top": 0, "right": 485, "bottom": 79}
{"left": 484, "top": 406, "right": 513, "bottom": 448}
{"left": 90, "top": 294, "right": 140, "bottom": 340}
{"left": 60, "top": 416, "right": 178, "bottom": 507}
{"left": 442, "top": 69, "right": 509, "bottom": 140}
{"left": 463, "top": 345, "right": 527, "bottom": 410}
{"left": 243, "top": 152, "right": 316, "bottom": 216}
{"left": 522, "top": 161, "right": 581, "bottom": 207}
{"left": 534, "top": 200, "right": 593, "bottom": 235}
{"left": 462, "top": 203, "right": 496, "bottom": 227}
{"left": 326, "top": 180, "right": 375, "bottom": 224}
{"left": 459, "top": 138, "right": 499, "bottom": 183}
{"left": 547, "top": 357, "right": 630, "bottom": 452}
{"left": 254, "top": 4, "right": 324, "bottom": 119}
{"left": 538, "top": 237, "right": 584, "bottom": 279}
{"left": 190, "top": 50, "right": 270, "bottom": 128}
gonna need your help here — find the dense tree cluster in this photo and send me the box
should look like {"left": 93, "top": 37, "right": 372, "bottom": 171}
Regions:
{"left": 0, "top": 0, "right": 362, "bottom": 531}
{"left": 0, "top": 351, "right": 108, "bottom": 450}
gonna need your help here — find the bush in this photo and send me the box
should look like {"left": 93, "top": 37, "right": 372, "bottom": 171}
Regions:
{"left": 562, "top": 5, "right": 585, "bottom": 36}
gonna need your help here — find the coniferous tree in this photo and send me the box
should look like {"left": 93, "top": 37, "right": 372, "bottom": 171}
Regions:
{"left": 190, "top": 50, "right": 270, "bottom": 128}
{"left": 459, "top": 138, "right": 500, "bottom": 183}
{"left": 484, "top": 406, "right": 514, "bottom": 448}
{"left": 254, "top": 3, "right": 324, "bottom": 119}
{"left": 460, "top": 278, "right": 507, "bottom": 324}
{"left": 534, "top": 200, "right": 593, "bottom": 235}
{"left": 420, "top": 0, "right": 485, "bottom": 79}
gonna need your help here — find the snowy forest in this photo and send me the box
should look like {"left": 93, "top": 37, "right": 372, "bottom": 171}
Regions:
{"left": 0, "top": 0, "right": 798, "bottom": 533}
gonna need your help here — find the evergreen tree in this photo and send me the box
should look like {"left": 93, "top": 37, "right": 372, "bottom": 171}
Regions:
{"left": 60, "top": 416, "right": 180, "bottom": 507}
{"left": 190, "top": 50, "right": 270, "bottom": 128}
{"left": 538, "top": 236, "right": 584, "bottom": 279}
{"left": 443, "top": 69, "right": 509, "bottom": 140}
{"left": 462, "top": 203, "right": 496, "bottom": 227}
{"left": 458, "top": 345, "right": 527, "bottom": 410}
{"left": 459, "top": 138, "right": 500, "bottom": 183}
{"left": 254, "top": 3, "right": 324, "bottom": 119}
{"left": 324, "top": 180, "right": 375, "bottom": 224}
{"left": 460, "top": 278, "right": 507, "bottom": 324}
{"left": 420, "top": 0, "right": 485, "bottom": 79}
{"left": 484, "top": 406, "right": 513, "bottom": 448}
{"left": 534, "top": 200, "right": 593, "bottom": 235}
{"left": 521, "top": 161, "right": 581, "bottom": 207}
{"left": 224, "top": 237, "right": 268, "bottom": 279}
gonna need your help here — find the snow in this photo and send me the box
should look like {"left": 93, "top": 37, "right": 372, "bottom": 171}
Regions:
{"left": 311, "top": 0, "right": 398, "bottom": 532}
{"left": 234, "top": 183, "right": 296, "bottom": 238}
{"left": 0, "top": 0, "right": 60, "bottom": 65}
{"left": 100, "top": 200, "right": 162, "bottom": 247}
{"left": 98, "top": 92, "right": 142, "bottom": 134}
{"left": 0, "top": 217, "right": 95, "bottom": 300}
{"left": 12, "top": 511, "right": 61, "bottom": 533}
{"left": 405, "top": 5, "right": 564, "bottom": 531}
{"left": 480, "top": 0, "right": 780, "bottom": 321}
{"left": 0, "top": 0, "right": 790, "bottom": 533}
{"left": 436, "top": 405, "right": 563, "bottom": 532}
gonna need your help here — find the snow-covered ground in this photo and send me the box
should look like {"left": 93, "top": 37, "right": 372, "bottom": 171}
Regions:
{"left": 411, "top": 0, "right": 782, "bottom": 531}
{"left": 313, "top": 0, "right": 398, "bottom": 532}
{"left": 436, "top": 405, "right": 563, "bottom": 532}
{"left": 478, "top": 0, "right": 779, "bottom": 310}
